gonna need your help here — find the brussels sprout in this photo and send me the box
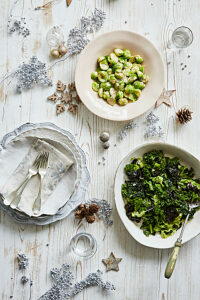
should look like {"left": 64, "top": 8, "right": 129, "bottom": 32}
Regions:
{"left": 128, "top": 93, "right": 137, "bottom": 101}
{"left": 108, "top": 53, "right": 118, "bottom": 64}
{"left": 139, "top": 65, "right": 144, "bottom": 73}
{"left": 98, "top": 56, "right": 106, "bottom": 63}
{"left": 143, "top": 74, "right": 149, "bottom": 83}
{"left": 113, "top": 63, "right": 123, "bottom": 72}
{"left": 92, "top": 82, "right": 100, "bottom": 92}
{"left": 116, "top": 91, "right": 124, "bottom": 99}
{"left": 124, "top": 92, "right": 130, "bottom": 98}
{"left": 133, "top": 89, "right": 142, "bottom": 98}
{"left": 118, "top": 57, "right": 127, "bottom": 64}
{"left": 125, "top": 84, "right": 134, "bottom": 94}
{"left": 115, "top": 72, "right": 124, "bottom": 79}
{"left": 123, "top": 68, "right": 131, "bottom": 76}
{"left": 114, "top": 49, "right": 124, "bottom": 56}
{"left": 124, "top": 49, "right": 131, "bottom": 58}
{"left": 107, "top": 68, "right": 112, "bottom": 75}
{"left": 107, "top": 97, "right": 116, "bottom": 106}
{"left": 133, "top": 80, "right": 145, "bottom": 90}
{"left": 129, "top": 56, "right": 135, "bottom": 63}
{"left": 124, "top": 61, "right": 132, "bottom": 68}
{"left": 118, "top": 81, "right": 125, "bottom": 91}
{"left": 122, "top": 76, "right": 129, "bottom": 84}
{"left": 101, "top": 82, "right": 111, "bottom": 91}
{"left": 98, "top": 88, "right": 103, "bottom": 98}
{"left": 132, "top": 64, "right": 140, "bottom": 73}
{"left": 129, "top": 74, "right": 138, "bottom": 83}
{"left": 137, "top": 70, "right": 144, "bottom": 80}
{"left": 91, "top": 72, "right": 98, "bottom": 80}
{"left": 100, "top": 61, "right": 109, "bottom": 70}
{"left": 118, "top": 98, "right": 128, "bottom": 106}
{"left": 114, "top": 82, "right": 120, "bottom": 90}
{"left": 109, "top": 74, "right": 117, "bottom": 84}
{"left": 98, "top": 71, "right": 108, "bottom": 83}
{"left": 110, "top": 88, "right": 117, "bottom": 99}
{"left": 103, "top": 91, "right": 110, "bottom": 100}
{"left": 134, "top": 55, "right": 144, "bottom": 63}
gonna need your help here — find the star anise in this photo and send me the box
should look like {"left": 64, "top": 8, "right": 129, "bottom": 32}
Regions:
{"left": 60, "top": 91, "right": 72, "bottom": 105}
{"left": 68, "top": 103, "right": 77, "bottom": 114}
{"left": 57, "top": 80, "right": 66, "bottom": 92}
{"left": 56, "top": 103, "right": 65, "bottom": 115}
{"left": 47, "top": 92, "right": 59, "bottom": 103}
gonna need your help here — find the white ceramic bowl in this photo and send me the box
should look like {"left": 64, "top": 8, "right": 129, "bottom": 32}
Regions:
{"left": 114, "top": 143, "right": 200, "bottom": 249}
{"left": 75, "top": 30, "right": 165, "bottom": 121}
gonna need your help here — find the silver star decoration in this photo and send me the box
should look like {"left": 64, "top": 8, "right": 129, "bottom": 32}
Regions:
{"left": 102, "top": 252, "right": 122, "bottom": 272}
{"left": 155, "top": 88, "right": 176, "bottom": 108}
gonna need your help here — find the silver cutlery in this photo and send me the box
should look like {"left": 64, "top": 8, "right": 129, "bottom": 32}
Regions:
{"left": 10, "top": 152, "right": 46, "bottom": 209}
{"left": 165, "top": 201, "right": 200, "bottom": 279}
{"left": 32, "top": 152, "right": 49, "bottom": 215}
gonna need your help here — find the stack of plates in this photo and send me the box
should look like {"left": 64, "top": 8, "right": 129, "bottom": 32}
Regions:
{"left": 0, "top": 123, "right": 90, "bottom": 225}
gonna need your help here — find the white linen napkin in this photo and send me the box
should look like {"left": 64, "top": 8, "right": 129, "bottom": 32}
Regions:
{"left": 2, "top": 139, "right": 74, "bottom": 216}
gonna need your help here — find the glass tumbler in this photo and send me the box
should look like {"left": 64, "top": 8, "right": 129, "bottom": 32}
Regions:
{"left": 70, "top": 233, "right": 97, "bottom": 259}
{"left": 170, "top": 26, "right": 193, "bottom": 49}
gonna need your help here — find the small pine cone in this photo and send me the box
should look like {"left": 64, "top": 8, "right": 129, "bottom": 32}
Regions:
{"left": 176, "top": 107, "right": 192, "bottom": 124}
{"left": 75, "top": 204, "right": 87, "bottom": 219}
{"left": 75, "top": 210, "right": 85, "bottom": 220}
{"left": 77, "top": 204, "right": 86, "bottom": 211}
{"left": 86, "top": 214, "right": 95, "bottom": 224}
{"left": 88, "top": 204, "right": 99, "bottom": 214}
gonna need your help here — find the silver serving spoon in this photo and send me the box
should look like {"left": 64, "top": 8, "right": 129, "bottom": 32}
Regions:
{"left": 165, "top": 201, "right": 200, "bottom": 279}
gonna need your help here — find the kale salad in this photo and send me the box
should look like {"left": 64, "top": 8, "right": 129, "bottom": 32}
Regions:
{"left": 122, "top": 150, "right": 200, "bottom": 238}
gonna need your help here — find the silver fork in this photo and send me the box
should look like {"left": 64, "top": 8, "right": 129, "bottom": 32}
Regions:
{"left": 32, "top": 152, "right": 49, "bottom": 215}
{"left": 165, "top": 201, "right": 200, "bottom": 279}
{"left": 10, "top": 153, "right": 43, "bottom": 209}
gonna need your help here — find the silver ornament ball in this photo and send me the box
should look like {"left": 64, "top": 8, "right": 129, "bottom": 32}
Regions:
{"left": 100, "top": 131, "right": 109, "bottom": 142}
{"left": 102, "top": 141, "right": 110, "bottom": 149}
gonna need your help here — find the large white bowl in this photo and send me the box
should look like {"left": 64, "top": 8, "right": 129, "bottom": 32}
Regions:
{"left": 75, "top": 30, "right": 165, "bottom": 121}
{"left": 114, "top": 143, "right": 200, "bottom": 249}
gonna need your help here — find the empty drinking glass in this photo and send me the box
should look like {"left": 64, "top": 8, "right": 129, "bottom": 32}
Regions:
{"left": 170, "top": 26, "right": 193, "bottom": 49}
{"left": 70, "top": 232, "right": 97, "bottom": 259}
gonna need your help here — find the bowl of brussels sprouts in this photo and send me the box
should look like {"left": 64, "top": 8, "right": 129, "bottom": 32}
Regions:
{"left": 75, "top": 30, "right": 164, "bottom": 121}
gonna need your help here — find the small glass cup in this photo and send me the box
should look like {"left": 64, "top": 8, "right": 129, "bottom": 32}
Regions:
{"left": 170, "top": 26, "right": 193, "bottom": 49}
{"left": 70, "top": 233, "right": 97, "bottom": 259}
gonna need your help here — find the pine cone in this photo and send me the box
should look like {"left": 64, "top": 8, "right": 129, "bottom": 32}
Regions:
{"left": 176, "top": 107, "right": 192, "bottom": 124}
{"left": 77, "top": 204, "right": 86, "bottom": 211}
{"left": 89, "top": 204, "right": 99, "bottom": 214}
{"left": 74, "top": 204, "right": 87, "bottom": 219}
{"left": 86, "top": 214, "right": 95, "bottom": 224}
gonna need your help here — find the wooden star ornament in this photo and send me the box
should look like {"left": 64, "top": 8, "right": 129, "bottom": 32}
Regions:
{"left": 155, "top": 88, "right": 176, "bottom": 108}
{"left": 102, "top": 252, "right": 122, "bottom": 272}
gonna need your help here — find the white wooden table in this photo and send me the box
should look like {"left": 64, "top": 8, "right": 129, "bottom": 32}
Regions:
{"left": 0, "top": 1, "right": 200, "bottom": 299}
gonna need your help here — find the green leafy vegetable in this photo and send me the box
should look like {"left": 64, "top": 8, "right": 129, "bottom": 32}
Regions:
{"left": 122, "top": 150, "right": 200, "bottom": 238}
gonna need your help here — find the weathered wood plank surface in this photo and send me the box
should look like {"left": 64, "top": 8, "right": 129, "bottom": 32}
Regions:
{"left": 0, "top": 0, "right": 200, "bottom": 299}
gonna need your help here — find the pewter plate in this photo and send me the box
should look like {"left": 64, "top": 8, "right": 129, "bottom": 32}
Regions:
{"left": 0, "top": 123, "right": 90, "bottom": 225}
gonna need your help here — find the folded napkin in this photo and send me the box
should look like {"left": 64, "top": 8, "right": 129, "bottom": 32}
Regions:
{"left": 3, "top": 139, "right": 74, "bottom": 216}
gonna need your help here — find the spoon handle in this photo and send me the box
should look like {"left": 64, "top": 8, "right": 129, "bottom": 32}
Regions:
{"left": 165, "top": 241, "right": 182, "bottom": 279}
